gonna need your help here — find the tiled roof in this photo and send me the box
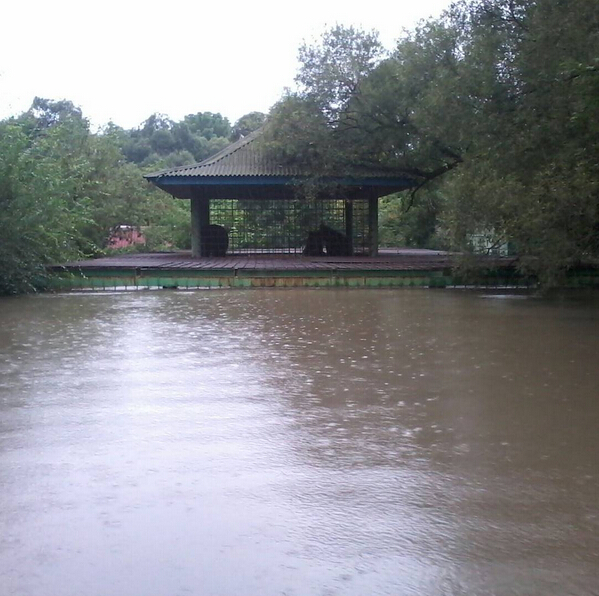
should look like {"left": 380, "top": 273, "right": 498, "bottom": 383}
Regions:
{"left": 145, "top": 129, "right": 305, "bottom": 179}
{"left": 144, "top": 129, "right": 413, "bottom": 182}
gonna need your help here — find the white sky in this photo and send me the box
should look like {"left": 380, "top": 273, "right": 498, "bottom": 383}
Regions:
{"left": 0, "top": 0, "right": 450, "bottom": 130}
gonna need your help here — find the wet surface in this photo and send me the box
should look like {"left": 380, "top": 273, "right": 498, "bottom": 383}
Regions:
{"left": 1, "top": 289, "right": 598, "bottom": 595}
{"left": 60, "top": 248, "right": 460, "bottom": 272}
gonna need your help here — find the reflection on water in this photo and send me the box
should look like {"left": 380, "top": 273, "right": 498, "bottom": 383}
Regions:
{"left": 1, "top": 289, "right": 598, "bottom": 596}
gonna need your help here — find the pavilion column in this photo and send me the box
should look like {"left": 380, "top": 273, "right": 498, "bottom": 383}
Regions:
{"left": 190, "top": 194, "right": 210, "bottom": 258}
{"left": 368, "top": 196, "right": 379, "bottom": 257}
{"left": 344, "top": 200, "right": 354, "bottom": 255}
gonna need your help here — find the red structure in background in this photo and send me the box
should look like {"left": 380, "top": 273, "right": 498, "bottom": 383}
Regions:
{"left": 107, "top": 225, "right": 146, "bottom": 249}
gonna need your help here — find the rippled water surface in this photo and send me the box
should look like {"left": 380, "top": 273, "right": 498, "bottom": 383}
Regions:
{"left": 1, "top": 289, "right": 598, "bottom": 596}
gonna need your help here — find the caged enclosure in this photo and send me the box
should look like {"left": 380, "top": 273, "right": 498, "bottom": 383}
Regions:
{"left": 145, "top": 129, "right": 414, "bottom": 258}
{"left": 208, "top": 198, "right": 370, "bottom": 255}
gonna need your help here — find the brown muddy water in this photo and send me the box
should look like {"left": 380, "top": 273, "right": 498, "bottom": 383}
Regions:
{"left": 0, "top": 289, "right": 598, "bottom": 596}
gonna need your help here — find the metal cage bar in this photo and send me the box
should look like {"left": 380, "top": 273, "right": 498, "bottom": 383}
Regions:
{"left": 208, "top": 199, "right": 370, "bottom": 255}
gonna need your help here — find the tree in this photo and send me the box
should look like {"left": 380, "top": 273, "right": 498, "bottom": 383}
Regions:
{"left": 182, "top": 112, "right": 231, "bottom": 139}
{"left": 231, "top": 111, "right": 267, "bottom": 140}
{"left": 439, "top": 0, "right": 599, "bottom": 282}
{"left": 0, "top": 100, "right": 199, "bottom": 294}
{"left": 117, "top": 111, "right": 234, "bottom": 166}
{"left": 379, "top": 191, "right": 447, "bottom": 249}
{"left": 0, "top": 112, "right": 89, "bottom": 293}
{"left": 265, "top": 2, "right": 599, "bottom": 284}
{"left": 25, "top": 97, "right": 86, "bottom": 132}
{"left": 296, "top": 25, "right": 385, "bottom": 121}
{"left": 266, "top": 23, "right": 465, "bottom": 183}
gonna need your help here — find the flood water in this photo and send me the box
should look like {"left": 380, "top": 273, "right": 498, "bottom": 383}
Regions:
{"left": 1, "top": 289, "right": 598, "bottom": 596}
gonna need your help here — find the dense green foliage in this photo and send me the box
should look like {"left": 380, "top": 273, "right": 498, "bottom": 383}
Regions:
{"left": 2, "top": 0, "right": 597, "bottom": 293}
{"left": 266, "top": 0, "right": 599, "bottom": 284}
{"left": 113, "top": 111, "right": 234, "bottom": 168}
{"left": 0, "top": 100, "right": 265, "bottom": 294}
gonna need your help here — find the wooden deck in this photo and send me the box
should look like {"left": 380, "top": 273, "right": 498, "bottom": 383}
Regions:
{"left": 60, "top": 249, "right": 478, "bottom": 271}
{"left": 49, "top": 249, "right": 539, "bottom": 290}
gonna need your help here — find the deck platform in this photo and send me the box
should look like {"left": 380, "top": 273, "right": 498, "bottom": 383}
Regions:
{"left": 48, "top": 249, "right": 554, "bottom": 290}
{"left": 60, "top": 248, "right": 460, "bottom": 271}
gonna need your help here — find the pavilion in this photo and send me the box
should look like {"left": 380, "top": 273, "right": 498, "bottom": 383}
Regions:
{"left": 144, "top": 129, "right": 415, "bottom": 258}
